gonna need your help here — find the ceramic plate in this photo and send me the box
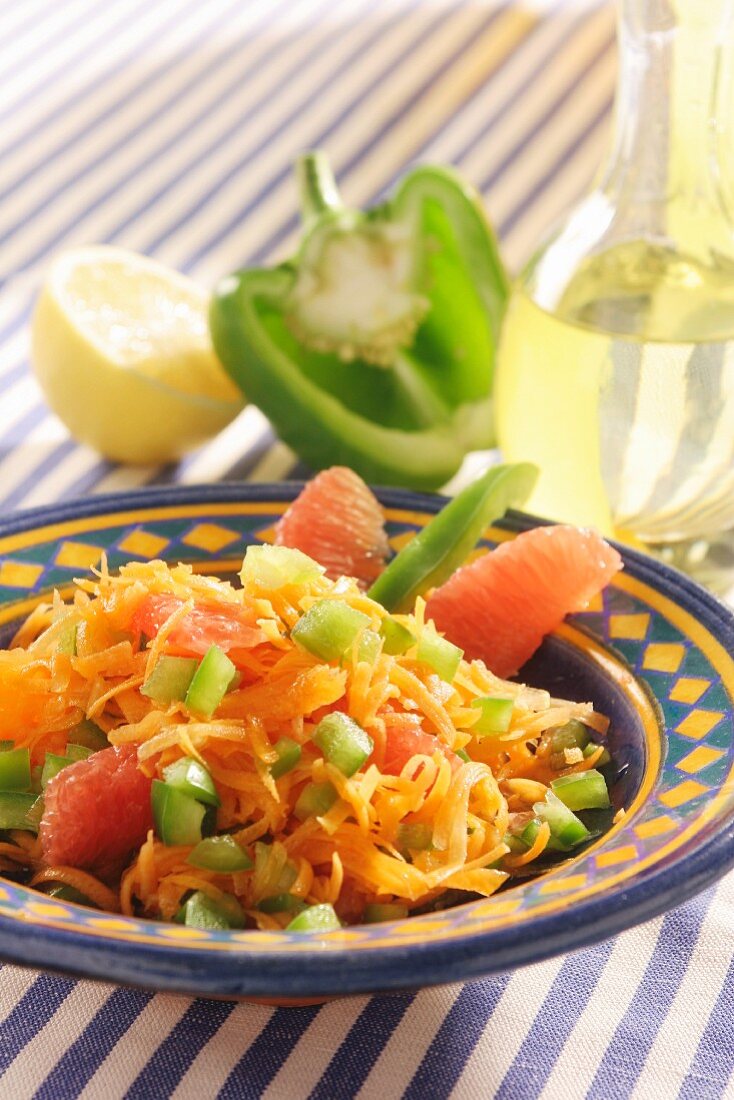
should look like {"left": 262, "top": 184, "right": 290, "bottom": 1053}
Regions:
{"left": 0, "top": 483, "right": 733, "bottom": 1001}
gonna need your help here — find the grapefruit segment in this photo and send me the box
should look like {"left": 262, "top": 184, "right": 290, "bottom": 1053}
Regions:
{"left": 425, "top": 525, "right": 622, "bottom": 678}
{"left": 275, "top": 466, "right": 389, "bottom": 588}
{"left": 40, "top": 744, "right": 153, "bottom": 871}
{"left": 131, "top": 594, "right": 266, "bottom": 656}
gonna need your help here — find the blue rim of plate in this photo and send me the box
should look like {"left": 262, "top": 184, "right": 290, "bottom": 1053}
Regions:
{"left": 0, "top": 482, "right": 733, "bottom": 999}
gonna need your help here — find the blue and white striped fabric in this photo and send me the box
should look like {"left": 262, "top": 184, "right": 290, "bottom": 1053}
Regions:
{"left": 1, "top": 1, "right": 734, "bottom": 1096}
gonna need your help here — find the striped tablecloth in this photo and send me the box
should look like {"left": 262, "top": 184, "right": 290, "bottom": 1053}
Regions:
{"left": 1, "top": 1, "right": 734, "bottom": 1097}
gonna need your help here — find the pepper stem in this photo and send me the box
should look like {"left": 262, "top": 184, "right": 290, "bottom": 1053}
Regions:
{"left": 296, "top": 152, "right": 343, "bottom": 224}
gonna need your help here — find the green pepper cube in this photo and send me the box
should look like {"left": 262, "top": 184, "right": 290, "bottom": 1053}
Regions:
{"left": 470, "top": 696, "right": 514, "bottom": 736}
{"left": 294, "top": 781, "right": 338, "bottom": 821}
{"left": 285, "top": 902, "right": 341, "bottom": 933}
{"left": 533, "top": 792, "right": 590, "bottom": 850}
{"left": 65, "top": 743, "right": 94, "bottom": 762}
{"left": 270, "top": 738, "right": 302, "bottom": 780}
{"left": 66, "top": 719, "right": 109, "bottom": 751}
{"left": 25, "top": 795, "right": 44, "bottom": 833}
{"left": 0, "top": 792, "right": 38, "bottom": 832}
{"left": 379, "top": 616, "right": 416, "bottom": 656}
{"left": 184, "top": 645, "right": 236, "bottom": 718}
{"left": 0, "top": 740, "right": 14, "bottom": 752}
{"left": 57, "top": 622, "right": 78, "bottom": 656}
{"left": 258, "top": 893, "right": 308, "bottom": 915}
{"left": 583, "top": 742, "right": 611, "bottom": 766}
{"left": 176, "top": 890, "right": 245, "bottom": 930}
{"left": 162, "top": 757, "right": 220, "bottom": 807}
{"left": 416, "top": 631, "right": 463, "bottom": 683}
{"left": 187, "top": 835, "right": 253, "bottom": 873}
{"left": 396, "top": 822, "right": 433, "bottom": 851}
{"left": 0, "top": 747, "right": 31, "bottom": 791}
{"left": 550, "top": 719, "right": 590, "bottom": 754}
{"left": 363, "top": 902, "right": 408, "bottom": 923}
{"left": 41, "top": 753, "right": 74, "bottom": 790}
{"left": 313, "top": 712, "right": 373, "bottom": 777}
{"left": 356, "top": 629, "right": 382, "bottom": 665}
{"left": 550, "top": 769, "right": 611, "bottom": 811}
{"left": 152, "top": 780, "right": 207, "bottom": 846}
{"left": 291, "top": 601, "right": 371, "bottom": 662}
{"left": 240, "top": 544, "right": 324, "bottom": 588}
{"left": 142, "top": 655, "right": 199, "bottom": 706}
{"left": 43, "top": 883, "right": 94, "bottom": 906}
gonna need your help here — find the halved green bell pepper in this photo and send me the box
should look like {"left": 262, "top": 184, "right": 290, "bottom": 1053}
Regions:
{"left": 210, "top": 152, "right": 508, "bottom": 490}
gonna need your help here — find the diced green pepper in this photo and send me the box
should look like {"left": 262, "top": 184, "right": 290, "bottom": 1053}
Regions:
{"left": 550, "top": 769, "right": 611, "bottom": 811}
{"left": 291, "top": 600, "right": 371, "bottom": 662}
{"left": 142, "top": 655, "right": 199, "bottom": 706}
{"left": 294, "top": 781, "right": 338, "bottom": 821}
{"left": 152, "top": 780, "right": 207, "bottom": 846}
{"left": 240, "top": 544, "right": 324, "bottom": 588}
{"left": 65, "top": 743, "right": 94, "bottom": 762}
{"left": 313, "top": 712, "right": 373, "bottom": 777}
{"left": 270, "top": 737, "right": 302, "bottom": 780}
{"left": 0, "top": 740, "right": 14, "bottom": 752}
{"left": 0, "top": 792, "right": 38, "bottom": 832}
{"left": 258, "top": 893, "right": 308, "bottom": 915}
{"left": 162, "top": 757, "right": 220, "bottom": 807}
{"left": 187, "top": 835, "right": 253, "bottom": 872}
{"left": 356, "top": 629, "right": 382, "bottom": 665}
{"left": 416, "top": 630, "right": 462, "bottom": 682}
{"left": 456, "top": 748, "right": 471, "bottom": 763}
{"left": 583, "top": 742, "right": 611, "bottom": 766}
{"left": 396, "top": 822, "right": 433, "bottom": 851}
{"left": 57, "top": 622, "right": 78, "bottom": 656}
{"left": 368, "top": 463, "right": 538, "bottom": 611}
{"left": 550, "top": 719, "right": 590, "bottom": 754}
{"left": 176, "top": 890, "right": 245, "bottom": 930}
{"left": 533, "top": 792, "right": 590, "bottom": 850}
{"left": 363, "top": 902, "right": 408, "bottom": 923}
{"left": 25, "top": 796, "right": 44, "bottom": 833}
{"left": 41, "top": 753, "right": 74, "bottom": 789}
{"left": 66, "top": 719, "right": 108, "bottom": 751}
{"left": 471, "top": 696, "right": 514, "bottom": 736}
{"left": 379, "top": 616, "right": 416, "bottom": 655}
{"left": 0, "top": 747, "right": 31, "bottom": 791}
{"left": 285, "top": 902, "right": 341, "bottom": 933}
{"left": 185, "top": 645, "right": 236, "bottom": 718}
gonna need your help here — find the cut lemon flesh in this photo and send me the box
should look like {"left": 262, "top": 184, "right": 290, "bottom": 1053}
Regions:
{"left": 31, "top": 246, "right": 245, "bottom": 464}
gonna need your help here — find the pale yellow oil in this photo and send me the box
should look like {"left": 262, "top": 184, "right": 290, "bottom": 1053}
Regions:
{"left": 495, "top": 242, "right": 734, "bottom": 547}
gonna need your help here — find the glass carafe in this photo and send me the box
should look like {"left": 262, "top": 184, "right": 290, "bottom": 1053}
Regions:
{"left": 495, "top": 0, "right": 734, "bottom": 588}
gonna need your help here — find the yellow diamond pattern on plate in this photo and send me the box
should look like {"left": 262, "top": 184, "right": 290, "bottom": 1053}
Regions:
{"left": 182, "top": 523, "right": 240, "bottom": 553}
{"left": 55, "top": 541, "right": 104, "bottom": 569}
{"left": 595, "top": 844, "right": 638, "bottom": 869}
{"left": 118, "top": 530, "right": 170, "bottom": 559}
{"left": 669, "top": 677, "right": 711, "bottom": 704}
{"left": 0, "top": 561, "right": 44, "bottom": 588}
{"left": 635, "top": 815, "right": 677, "bottom": 840}
{"left": 585, "top": 591, "right": 604, "bottom": 613}
{"left": 253, "top": 524, "right": 277, "bottom": 545}
{"left": 642, "top": 642, "right": 686, "bottom": 673}
{"left": 538, "top": 874, "right": 588, "bottom": 895}
{"left": 609, "top": 613, "right": 650, "bottom": 640}
{"left": 676, "top": 746, "right": 725, "bottom": 774}
{"left": 675, "top": 710, "right": 724, "bottom": 741}
{"left": 659, "top": 779, "right": 710, "bottom": 809}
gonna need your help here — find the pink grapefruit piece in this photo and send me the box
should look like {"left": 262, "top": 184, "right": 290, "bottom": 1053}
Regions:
{"left": 275, "top": 466, "right": 389, "bottom": 588}
{"left": 40, "top": 744, "right": 153, "bottom": 871}
{"left": 425, "top": 525, "right": 622, "bottom": 678}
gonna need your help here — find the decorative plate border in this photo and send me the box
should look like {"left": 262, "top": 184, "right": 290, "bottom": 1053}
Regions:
{"left": 0, "top": 483, "right": 732, "bottom": 998}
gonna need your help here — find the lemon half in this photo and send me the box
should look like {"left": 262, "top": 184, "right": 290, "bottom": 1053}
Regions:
{"left": 31, "top": 246, "right": 245, "bottom": 465}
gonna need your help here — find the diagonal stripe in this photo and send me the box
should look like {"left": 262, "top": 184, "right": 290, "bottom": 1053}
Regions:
{"left": 0, "top": 967, "right": 42, "bottom": 1027}
{"left": 124, "top": 998, "right": 236, "bottom": 1099}
{"left": 308, "top": 995, "right": 414, "bottom": 1100}
{"left": 170, "top": 1001, "right": 276, "bottom": 1099}
{"left": 586, "top": 895, "right": 713, "bottom": 1099}
{"left": 679, "top": 955, "right": 734, "bottom": 1100}
{"left": 0, "top": 974, "right": 75, "bottom": 1074}
{"left": 33, "top": 988, "right": 153, "bottom": 1100}
{"left": 218, "top": 1004, "right": 323, "bottom": 1098}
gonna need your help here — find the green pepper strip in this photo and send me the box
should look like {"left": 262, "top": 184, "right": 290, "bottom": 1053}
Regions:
{"left": 368, "top": 461, "right": 538, "bottom": 612}
{"left": 210, "top": 153, "right": 510, "bottom": 490}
